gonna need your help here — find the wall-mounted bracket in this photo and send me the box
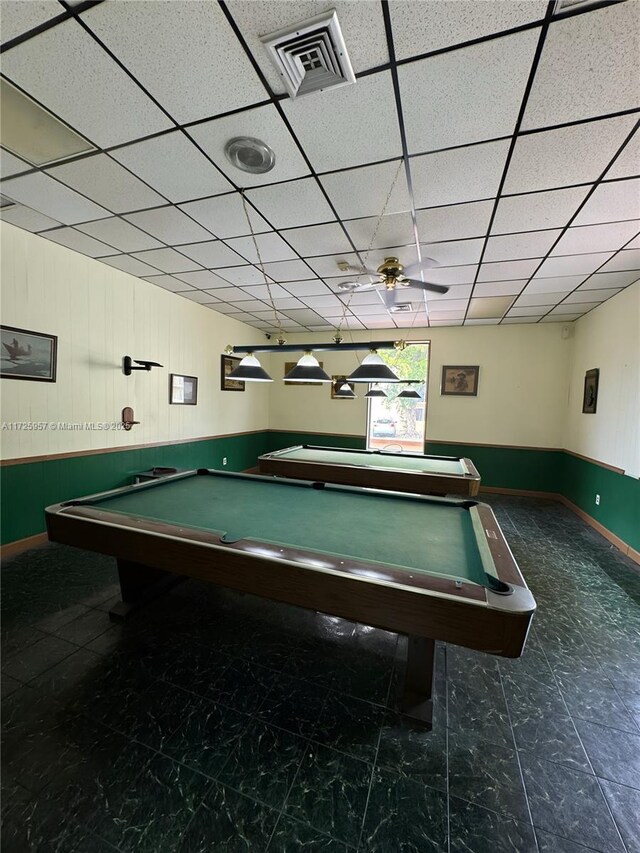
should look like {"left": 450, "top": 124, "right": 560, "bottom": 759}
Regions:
{"left": 121, "top": 407, "right": 140, "bottom": 431}
{"left": 123, "top": 356, "right": 163, "bottom": 376}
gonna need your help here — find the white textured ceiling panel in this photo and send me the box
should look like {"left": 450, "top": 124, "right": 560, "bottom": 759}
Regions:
{"left": 76, "top": 218, "right": 163, "bottom": 253}
{"left": 179, "top": 194, "right": 270, "bottom": 240}
{"left": 101, "top": 254, "right": 163, "bottom": 277}
{"left": 492, "top": 186, "right": 590, "bottom": 234}
{"left": 176, "top": 240, "right": 248, "bottom": 269}
{"left": 536, "top": 251, "right": 614, "bottom": 279}
{"left": 124, "top": 207, "right": 213, "bottom": 245}
{"left": 571, "top": 179, "right": 640, "bottom": 227}
{"left": 605, "top": 129, "right": 640, "bottom": 180}
{"left": 282, "top": 72, "right": 401, "bottom": 172}
{"left": 551, "top": 221, "right": 640, "bottom": 257}
{"left": 484, "top": 230, "right": 562, "bottom": 263}
{"left": 503, "top": 115, "right": 638, "bottom": 195}
{"left": 282, "top": 223, "right": 354, "bottom": 257}
{"left": 111, "top": 132, "right": 233, "bottom": 204}
{"left": 421, "top": 239, "right": 484, "bottom": 267}
{"left": 321, "top": 161, "right": 411, "bottom": 220}
{"left": 411, "top": 140, "right": 510, "bottom": 208}
{"left": 523, "top": 2, "right": 640, "bottom": 130}
{"left": 0, "top": 172, "right": 110, "bottom": 225}
{"left": 226, "top": 232, "right": 298, "bottom": 264}
{"left": 417, "top": 201, "right": 494, "bottom": 243}
{"left": 187, "top": 104, "right": 309, "bottom": 187}
{"left": 0, "top": 148, "right": 30, "bottom": 179}
{"left": 247, "top": 177, "right": 336, "bottom": 229}
{"left": 130, "top": 248, "right": 202, "bottom": 274}
{"left": 0, "top": 204, "right": 60, "bottom": 233}
{"left": 0, "top": 1, "right": 63, "bottom": 45}
{"left": 81, "top": 0, "right": 267, "bottom": 124}
{"left": 1, "top": 20, "right": 172, "bottom": 147}
{"left": 478, "top": 258, "right": 542, "bottom": 282}
{"left": 343, "top": 213, "right": 415, "bottom": 252}
{"left": 596, "top": 249, "right": 640, "bottom": 274}
{"left": 47, "top": 154, "right": 166, "bottom": 214}
{"left": 399, "top": 30, "right": 538, "bottom": 153}
{"left": 43, "top": 227, "right": 116, "bottom": 258}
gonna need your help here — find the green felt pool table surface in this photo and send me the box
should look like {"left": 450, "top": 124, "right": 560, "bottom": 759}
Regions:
{"left": 271, "top": 446, "right": 468, "bottom": 474}
{"left": 78, "top": 472, "right": 490, "bottom": 586}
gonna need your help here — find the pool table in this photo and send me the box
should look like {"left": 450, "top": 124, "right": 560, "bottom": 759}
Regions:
{"left": 259, "top": 444, "right": 481, "bottom": 496}
{"left": 45, "top": 469, "right": 535, "bottom": 728}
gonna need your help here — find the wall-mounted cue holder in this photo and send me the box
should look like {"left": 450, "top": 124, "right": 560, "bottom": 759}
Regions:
{"left": 121, "top": 407, "right": 140, "bottom": 431}
{"left": 123, "top": 356, "right": 163, "bottom": 376}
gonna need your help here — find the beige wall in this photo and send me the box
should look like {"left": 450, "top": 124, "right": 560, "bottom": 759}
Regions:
{"left": 0, "top": 222, "right": 269, "bottom": 460}
{"left": 564, "top": 283, "right": 640, "bottom": 476}
{"left": 267, "top": 324, "right": 571, "bottom": 449}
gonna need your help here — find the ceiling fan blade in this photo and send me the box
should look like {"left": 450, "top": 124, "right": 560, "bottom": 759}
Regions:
{"left": 404, "top": 277, "right": 449, "bottom": 295}
{"left": 403, "top": 257, "right": 440, "bottom": 277}
{"left": 382, "top": 288, "right": 398, "bottom": 308}
{"left": 337, "top": 279, "right": 378, "bottom": 292}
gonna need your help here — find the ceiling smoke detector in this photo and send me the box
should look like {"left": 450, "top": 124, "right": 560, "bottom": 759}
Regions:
{"left": 261, "top": 10, "right": 355, "bottom": 99}
{"left": 224, "top": 137, "right": 275, "bottom": 174}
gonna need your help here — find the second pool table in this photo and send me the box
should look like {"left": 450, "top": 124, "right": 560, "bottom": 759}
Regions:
{"left": 259, "top": 444, "right": 481, "bottom": 496}
{"left": 45, "top": 469, "right": 534, "bottom": 728}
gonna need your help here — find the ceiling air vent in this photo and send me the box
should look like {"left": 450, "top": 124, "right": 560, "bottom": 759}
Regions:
{"left": 389, "top": 303, "right": 413, "bottom": 313}
{"left": 261, "top": 10, "right": 355, "bottom": 99}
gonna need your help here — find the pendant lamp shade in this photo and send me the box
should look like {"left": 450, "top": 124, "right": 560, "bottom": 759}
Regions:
{"left": 283, "top": 352, "right": 332, "bottom": 383}
{"left": 227, "top": 353, "right": 273, "bottom": 382}
{"left": 364, "top": 384, "right": 388, "bottom": 398}
{"left": 347, "top": 351, "right": 400, "bottom": 383}
{"left": 333, "top": 381, "right": 356, "bottom": 398}
{"left": 397, "top": 387, "right": 422, "bottom": 399}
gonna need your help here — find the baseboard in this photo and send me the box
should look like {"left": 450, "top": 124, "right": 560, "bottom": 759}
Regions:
{"left": 479, "top": 486, "right": 561, "bottom": 500}
{"left": 1, "top": 532, "right": 49, "bottom": 560}
{"left": 557, "top": 495, "right": 640, "bottom": 566}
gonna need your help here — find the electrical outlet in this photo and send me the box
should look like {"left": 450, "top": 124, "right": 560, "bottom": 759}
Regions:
{"left": 222, "top": 457, "right": 227, "bottom": 466}
{"left": 595, "top": 494, "right": 600, "bottom": 506}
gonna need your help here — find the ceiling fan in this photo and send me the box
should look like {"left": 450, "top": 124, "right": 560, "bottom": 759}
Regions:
{"left": 336, "top": 256, "right": 449, "bottom": 308}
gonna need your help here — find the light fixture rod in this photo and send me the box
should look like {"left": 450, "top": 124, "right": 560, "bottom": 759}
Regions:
{"left": 230, "top": 340, "right": 401, "bottom": 355}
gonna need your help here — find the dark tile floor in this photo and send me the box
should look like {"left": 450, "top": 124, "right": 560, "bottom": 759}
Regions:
{"left": 2, "top": 495, "right": 640, "bottom": 852}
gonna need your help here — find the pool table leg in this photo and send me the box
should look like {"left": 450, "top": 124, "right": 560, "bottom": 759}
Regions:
{"left": 400, "top": 636, "right": 436, "bottom": 729}
{"left": 109, "top": 559, "right": 184, "bottom": 622}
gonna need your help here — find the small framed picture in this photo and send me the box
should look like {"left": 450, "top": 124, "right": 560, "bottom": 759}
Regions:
{"left": 221, "top": 354, "right": 245, "bottom": 391}
{"left": 1, "top": 325, "right": 57, "bottom": 382}
{"left": 582, "top": 368, "right": 599, "bottom": 414}
{"left": 169, "top": 373, "right": 198, "bottom": 405}
{"left": 441, "top": 365, "right": 479, "bottom": 396}
{"left": 331, "top": 375, "right": 355, "bottom": 399}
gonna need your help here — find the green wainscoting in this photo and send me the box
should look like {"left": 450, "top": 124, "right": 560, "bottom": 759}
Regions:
{"left": 0, "top": 432, "right": 269, "bottom": 545}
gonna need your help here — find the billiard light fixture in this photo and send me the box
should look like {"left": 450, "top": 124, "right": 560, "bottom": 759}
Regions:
{"left": 333, "top": 381, "right": 356, "bottom": 398}
{"left": 397, "top": 387, "right": 422, "bottom": 399}
{"left": 283, "top": 352, "right": 332, "bottom": 383}
{"left": 364, "top": 384, "right": 387, "bottom": 398}
{"left": 347, "top": 350, "right": 400, "bottom": 383}
{"left": 226, "top": 353, "right": 273, "bottom": 382}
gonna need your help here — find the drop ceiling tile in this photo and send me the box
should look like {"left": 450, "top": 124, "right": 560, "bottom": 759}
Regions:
{"left": 125, "top": 207, "right": 213, "bottom": 245}
{"left": 535, "top": 252, "right": 613, "bottom": 279}
{"left": 203, "top": 287, "right": 248, "bottom": 302}
{"left": 302, "top": 295, "right": 345, "bottom": 309}
{"left": 566, "top": 288, "right": 621, "bottom": 304}
{"left": 178, "top": 290, "right": 219, "bottom": 304}
{"left": 507, "top": 305, "right": 553, "bottom": 317}
{"left": 1, "top": 20, "right": 172, "bottom": 147}
{"left": 180, "top": 193, "right": 270, "bottom": 239}
{"left": 187, "top": 103, "right": 309, "bottom": 187}
{"left": 585, "top": 270, "right": 640, "bottom": 289}
{"left": 606, "top": 129, "right": 640, "bottom": 180}
{"left": 514, "top": 291, "right": 568, "bottom": 308}
{"left": 400, "top": 30, "right": 538, "bottom": 153}
{"left": 0, "top": 205, "right": 60, "bottom": 232}
{"left": 339, "top": 290, "right": 388, "bottom": 305}
{"left": 208, "top": 302, "right": 243, "bottom": 314}
{"left": 626, "top": 235, "right": 640, "bottom": 251}
{"left": 389, "top": 0, "right": 545, "bottom": 58}
{"left": 426, "top": 284, "right": 474, "bottom": 302}
{"left": 101, "top": 254, "right": 162, "bottom": 277}
{"left": 241, "top": 284, "right": 291, "bottom": 300}
{"left": 571, "top": 179, "right": 640, "bottom": 226}
{"left": 281, "top": 308, "right": 324, "bottom": 322}
{"left": 502, "top": 317, "right": 543, "bottom": 324}
{"left": 1, "top": 172, "right": 110, "bottom": 224}
{"left": 43, "top": 227, "right": 115, "bottom": 257}
{"left": 282, "top": 71, "right": 401, "bottom": 172}
{"left": 46, "top": 154, "right": 166, "bottom": 214}
{"left": 551, "top": 221, "right": 640, "bottom": 257}
{"left": 0, "top": 1, "right": 63, "bottom": 45}
{"left": 478, "top": 259, "right": 541, "bottom": 282}
{"left": 411, "top": 140, "right": 510, "bottom": 208}
{"left": 174, "top": 240, "right": 245, "bottom": 269}
{"left": 246, "top": 178, "right": 335, "bottom": 229}
{"left": 131, "top": 248, "right": 202, "bottom": 274}
{"left": 526, "top": 275, "right": 586, "bottom": 294}
{"left": 285, "top": 280, "right": 332, "bottom": 297}
{"left": 503, "top": 116, "right": 637, "bottom": 195}
{"left": 342, "top": 213, "right": 414, "bottom": 252}
{"left": 224, "top": 1, "right": 389, "bottom": 95}
{"left": 320, "top": 161, "right": 411, "bottom": 220}
{"left": 492, "top": 186, "right": 590, "bottom": 234}
{"left": 417, "top": 200, "right": 493, "bottom": 243}
{"left": 142, "top": 275, "right": 196, "bottom": 292}
{"left": 467, "top": 295, "right": 515, "bottom": 319}
{"left": 227, "top": 299, "right": 269, "bottom": 312}
{"left": 548, "top": 302, "right": 600, "bottom": 315}
{"left": 522, "top": 2, "right": 639, "bottom": 130}
{"left": 474, "top": 279, "right": 528, "bottom": 298}
{"left": 422, "top": 239, "right": 484, "bottom": 267}
{"left": 303, "top": 253, "right": 360, "bottom": 279}
{"left": 540, "top": 314, "right": 581, "bottom": 322}
{"left": 0, "top": 148, "right": 30, "bottom": 179}
{"left": 174, "top": 270, "right": 232, "bottom": 289}
{"left": 428, "top": 318, "right": 464, "bottom": 326}
{"left": 76, "top": 218, "right": 163, "bottom": 253}
{"left": 214, "top": 266, "right": 272, "bottom": 286}
{"left": 425, "top": 298, "right": 469, "bottom": 313}
{"left": 423, "top": 265, "right": 478, "bottom": 286}
{"left": 484, "top": 230, "right": 561, "bottom": 263}
{"left": 81, "top": 1, "right": 267, "bottom": 124}
{"left": 281, "top": 223, "right": 353, "bottom": 257}
{"left": 111, "top": 132, "right": 232, "bottom": 204}
{"left": 597, "top": 249, "right": 640, "bottom": 274}
{"left": 272, "top": 298, "right": 305, "bottom": 310}
{"left": 226, "top": 232, "right": 298, "bottom": 264}
{"left": 260, "top": 259, "right": 313, "bottom": 282}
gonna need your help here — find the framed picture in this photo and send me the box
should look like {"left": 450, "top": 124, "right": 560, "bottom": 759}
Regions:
{"left": 582, "top": 368, "right": 599, "bottom": 414}
{"left": 220, "top": 355, "right": 245, "bottom": 392}
{"left": 1, "top": 325, "right": 57, "bottom": 382}
{"left": 169, "top": 373, "right": 198, "bottom": 405}
{"left": 331, "top": 375, "right": 355, "bottom": 399}
{"left": 284, "top": 360, "right": 325, "bottom": 386}
{"left": 441, "top": 365, "right": 479, "bottom": 396}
